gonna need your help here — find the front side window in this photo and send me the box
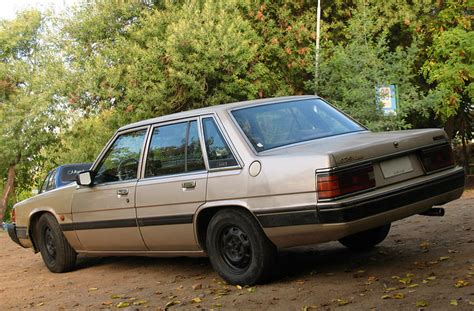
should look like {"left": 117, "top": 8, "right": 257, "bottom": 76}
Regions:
{"left": 145, "top": 120, "right": 205, "bottom": 177}
{"left": 232, "top": 99, "right": 365, "bottom": 152}
{"left": 94, "top": 129, "right": 147, "bottom": 184}
{"left": 202, "top": 117, "right": 238, "bottom": 169}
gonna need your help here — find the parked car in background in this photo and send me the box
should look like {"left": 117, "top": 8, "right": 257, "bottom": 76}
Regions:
{"left": 6, "top": 96, "right": 464, "bottom": 285}
{"left": 39, "top": 163, "right": 92, "bottom": 194}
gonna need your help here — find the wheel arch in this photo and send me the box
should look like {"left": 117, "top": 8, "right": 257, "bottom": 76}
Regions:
{"left": 28, "top": 209, "right": 59, "bottom": 253}
{"left": 194, "top": 203, "right": 266, "bottom": 251}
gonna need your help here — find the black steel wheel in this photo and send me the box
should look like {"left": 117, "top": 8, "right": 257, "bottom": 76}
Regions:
{"left": 36, "top": 213, "right": 77, "bottom": 273}
{"left": 206, "top": 209, "right": 276, "bottom": 285}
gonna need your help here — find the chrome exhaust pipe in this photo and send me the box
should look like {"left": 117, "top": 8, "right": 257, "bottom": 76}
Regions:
{"left": 419, "top": 207, "right": 445, "bottom": 217}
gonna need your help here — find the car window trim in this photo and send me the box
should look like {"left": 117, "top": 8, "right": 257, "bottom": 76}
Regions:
{"left": 199, "top": 114, "right": 243, "bottom": 172}
{"left": 140, "top": 117, "right": 208, "bottom": 180}
{"left": 89, "top": 125, "right": 151, "bottom": 187}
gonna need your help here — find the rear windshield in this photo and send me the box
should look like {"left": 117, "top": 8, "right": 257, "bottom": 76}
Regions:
{"left": 60, "top": 164, "right": 92, "bottom": 182}
{"left": 231, "top": 99, "right": 365, "bottom": 152}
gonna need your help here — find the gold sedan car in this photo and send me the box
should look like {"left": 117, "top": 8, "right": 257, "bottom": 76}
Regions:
{"left": 7, "top": 96, "right": 464, "bottom": 285}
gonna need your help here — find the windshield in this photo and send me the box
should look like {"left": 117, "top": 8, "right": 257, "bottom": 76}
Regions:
{"left": 231, "top": 99, "right": 365, "bottom": 152}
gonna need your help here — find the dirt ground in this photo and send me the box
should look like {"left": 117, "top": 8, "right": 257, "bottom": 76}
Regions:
{"left": 1, "top": 190, "right": 473, "bottom": 310}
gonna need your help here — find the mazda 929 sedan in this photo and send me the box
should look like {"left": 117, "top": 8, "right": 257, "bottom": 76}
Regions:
{"left": 7, "top": 96, "right": 464, "bottom": 285}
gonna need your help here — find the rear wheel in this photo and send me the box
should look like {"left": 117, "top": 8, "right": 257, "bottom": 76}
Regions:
{"left": 36, "top": 214, "right": 77, "bottom": 273}
{"left": 206, "top": 209, "right": 276, "bottom": 285}
{"left": 339, "top": 223, "right": 391, "bottom": 251}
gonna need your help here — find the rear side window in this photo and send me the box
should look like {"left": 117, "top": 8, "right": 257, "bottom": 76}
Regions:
{"left": 46, "top": 169, "right": 57, "bottom": 191}
{"left": 60, "top": 164, "right": 91, "bottom": 183}
{"left": 145, "top": 121, "right": 205, "bottom": 177}
{"left": 202, "top": 117, "right": 238, "bottom": 169}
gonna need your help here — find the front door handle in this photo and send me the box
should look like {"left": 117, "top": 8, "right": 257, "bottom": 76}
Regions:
{"left": 182, "top": 181, "right": 196, "bottom": 189}
{"left": 117, "top": 189, "right": 129, "bottom": 196}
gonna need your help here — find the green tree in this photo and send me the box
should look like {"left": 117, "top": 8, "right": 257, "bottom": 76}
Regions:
{"left": 0, "top": 10, "right": 64, "bottom": 220}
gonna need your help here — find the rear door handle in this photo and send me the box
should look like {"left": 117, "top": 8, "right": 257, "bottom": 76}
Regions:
{"left": 182, "top": 181, "right": 196, "bottom": 189}
{"left": 117, "top": 189, "right": 129, "bottom": 196}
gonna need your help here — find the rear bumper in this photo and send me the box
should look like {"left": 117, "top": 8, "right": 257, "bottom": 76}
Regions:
{"left": 318, "top": 167, "right": 465, "bottom": 223}
{"left": 6, "top": 223, "right": 28, "bottom": 248}
{"left": 260, "top": 167, "right": 465, "bottom": 248}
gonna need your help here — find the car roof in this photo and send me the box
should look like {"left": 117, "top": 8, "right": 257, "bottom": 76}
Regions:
{"left": 119, "top": 95, "right": 318, "bottom": 131}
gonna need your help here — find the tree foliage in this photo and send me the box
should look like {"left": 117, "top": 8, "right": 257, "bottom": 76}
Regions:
{"left": 0, "top": 0, "right": 472, "bottom": 220}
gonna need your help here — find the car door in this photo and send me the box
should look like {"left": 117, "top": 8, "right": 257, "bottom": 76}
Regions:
{"left": 71, "top": 127, "right": 149, "bottom": 251}
{"left": 135, "top": 119, "right": 207, "bottom": 251}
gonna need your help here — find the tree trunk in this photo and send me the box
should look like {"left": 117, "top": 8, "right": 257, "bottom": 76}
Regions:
{"left": 444, "top": 116, "right": 455, "bottom": 139}
{"left": 0, "top": 164, "right": 16, "bottom": 221}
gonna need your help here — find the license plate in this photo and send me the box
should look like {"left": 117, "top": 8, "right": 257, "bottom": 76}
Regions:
{"left": 380, "top": 156, "right": 413, "bottom": 178}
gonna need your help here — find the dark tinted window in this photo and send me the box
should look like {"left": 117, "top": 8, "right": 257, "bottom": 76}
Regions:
{"left": 232, "top": 99, "right": 365, "bottom": 151}
{"left": 145, "top": 121, "right": 205, "bottom": 177}
{"left": 94, "top": 130, "right": 147, "bottom": 184}
{"left": 202, "top": 118, "right": 238, "bottom": 169}
{"left": 46, "top": 169, "right": 56, "bottom": 191}
{"left": 39, "top": 171, "right": 53, "bottom": 194}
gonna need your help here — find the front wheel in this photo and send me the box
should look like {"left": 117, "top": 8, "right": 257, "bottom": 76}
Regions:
{"left": 206, "top": 209, "right": 276, "bottom": 285}
{"left": 339, "top": 223, "right": 391, "bottom": 251}
{"left": 36, "top": 213, "right": 77, "bottom": 273}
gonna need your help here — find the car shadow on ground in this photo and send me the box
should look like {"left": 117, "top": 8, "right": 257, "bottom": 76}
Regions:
{"left": 72, "top": 240, "right": 407, "bottom": 283}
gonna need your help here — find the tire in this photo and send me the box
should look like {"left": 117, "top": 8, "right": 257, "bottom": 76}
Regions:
{"left": 339, "top": 223, "right": 391, "bottom": 251}
{"left": 36, "top": 213, "right": 77, "bottom": 273}
{"left": 206, "top": 209, "right": 277, "bottom": 285}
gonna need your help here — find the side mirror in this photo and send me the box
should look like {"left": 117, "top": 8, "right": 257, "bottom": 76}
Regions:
{"left": 76, "top": 170, "right": 94, "bottom": 186}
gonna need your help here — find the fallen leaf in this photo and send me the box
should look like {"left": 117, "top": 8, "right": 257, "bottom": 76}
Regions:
{"left": 454, "top": 280, "right": 470, "bottom": 288}
{"left": 406, "top": 273, "right": 415, "bottom": 278}
{"left": 391, "top": 275, "right": 400, "bottom": 280}
{"left": 332, "top": 298, "right": 350, "bottom": 306}
{"left": 191, "top": 297, "right": 202, "bottom": 303}
{"left": 399, "top": 277, "right": 412, "bottom": 285}
{"left": 116, "top": 302, "right": 130, "bottom": 308}
{"left": 419, "top": 241, "right": 430, "bottom": 249}
{"left": 450, "top": 299, "right": 458, "bottom": 306}
{"left": 408, "top": 284, "right": 419, "bottom": 288}
{"left": 439, "top": 256, "right": 450, "bottom": 261}
{"left": 236, "top": 285, "right": 243, "bottom": 290}
{"left": 247, "top": 287, "right": 256, "bottom": 293}
{"left": 448, "top": 249, "right": 458, "bottom": 253}
{"left": 214, "top": 303, "right": 222, "bottom": 307}
{"left": 394, "top": 293, "right": 405, "bottom": 299}
{"left": 133, "top": 300, "right": 147, "bottom": 306}
{"left": 467, "top": 299, "right": 474, "bottom": 305}
{"left": 110, "top": 294, "right": 125, "bottom": 299}
{"left": 302, "top": 306, "right": 317, "bottom": 311}
{"left": 165, "top": 300, "right": 181, "bottom": 309}
{"left": 381, "top": 295, "right": 391, "bottom": 299}
{"left": 36, "top": 302, "right": 44, "bottom": 307}
{"left": 88, "top": 287, "right": 98, "bottom": 291}
{"left": 192, "top": 283, "right": 202, "bottom": 290}
{"left": 384, "top": 287, "right": 397, "bottom": 292}
{"left": 101, "top": 301, "right": 113, "bottom": 306}
{"left": 416, "top": 300, "right": 429, "bottom": 307}
{"left": 426, "top": 276, "right": 437, "bottom": 281}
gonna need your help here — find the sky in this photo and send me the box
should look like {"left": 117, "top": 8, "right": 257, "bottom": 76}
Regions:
{"left": 0, "top": 0, "right": 77, "bottom": 20}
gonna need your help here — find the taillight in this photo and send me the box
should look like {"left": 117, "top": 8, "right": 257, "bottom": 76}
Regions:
{"left": 420, "top": 144, "right": 454, "bottom": 173}
{"left": 11, "top": 208, "right": 16, "bottom": 223}
{"left": 317, "top": 165, "right": 375, "bottom": 200}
